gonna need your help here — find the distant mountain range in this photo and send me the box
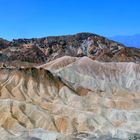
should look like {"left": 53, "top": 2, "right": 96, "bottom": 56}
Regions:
{"left": 110, "top": 34, "right": 140, "bottom": 48}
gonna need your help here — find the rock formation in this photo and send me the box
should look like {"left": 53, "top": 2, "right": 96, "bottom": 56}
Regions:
{"left": 0, "top": 33, "right": 140, "bottom": 66}
{"left": 0, "top": 33, "right": 140, "bottom": 140}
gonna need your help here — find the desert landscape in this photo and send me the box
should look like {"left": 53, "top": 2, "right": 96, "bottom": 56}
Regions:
{"left": 0, "top": 33, "right": 140, "bottom": 140}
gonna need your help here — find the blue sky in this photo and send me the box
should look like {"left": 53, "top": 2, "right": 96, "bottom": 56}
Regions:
{"left": 0, "top": 0, "right": 140, "bottom": 40}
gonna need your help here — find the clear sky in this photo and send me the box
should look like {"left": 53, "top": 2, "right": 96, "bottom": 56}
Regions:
{"left": 0, "top": 0, "right": 139, "bottom": 40}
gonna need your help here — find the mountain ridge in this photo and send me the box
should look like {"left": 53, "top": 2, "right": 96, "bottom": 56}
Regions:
{"left": 0, "top": 32, "right": 140, "bottom": 67}
{"left": 110, "top": 34, "right": 140, "bottom": 48}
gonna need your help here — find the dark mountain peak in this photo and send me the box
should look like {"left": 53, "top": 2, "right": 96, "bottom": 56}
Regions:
{"left": 0, "top": 32, "right": 140, "bottom": 66}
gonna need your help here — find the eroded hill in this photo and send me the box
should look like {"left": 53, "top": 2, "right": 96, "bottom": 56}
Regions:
{"left": 0, "top": 33, "right": 140, "bottom": 67}
{"left": 0, "top": 56, "right": 140, "bottom": 139}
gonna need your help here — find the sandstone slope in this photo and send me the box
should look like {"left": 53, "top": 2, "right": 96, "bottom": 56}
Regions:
{"left": 0, "top": 56, "right": 140, "bottom": 139}
{"left": 40, "top": 56, "right": 140, "bottom": 139}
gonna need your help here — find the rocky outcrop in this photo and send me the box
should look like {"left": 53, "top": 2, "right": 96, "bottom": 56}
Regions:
{"left": 0, "top": 33, "right": 140, "bottom": 65}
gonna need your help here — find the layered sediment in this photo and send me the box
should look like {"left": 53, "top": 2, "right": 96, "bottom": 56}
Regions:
{"left": 0, "top": 56, "right": 140, "bottom": 139}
